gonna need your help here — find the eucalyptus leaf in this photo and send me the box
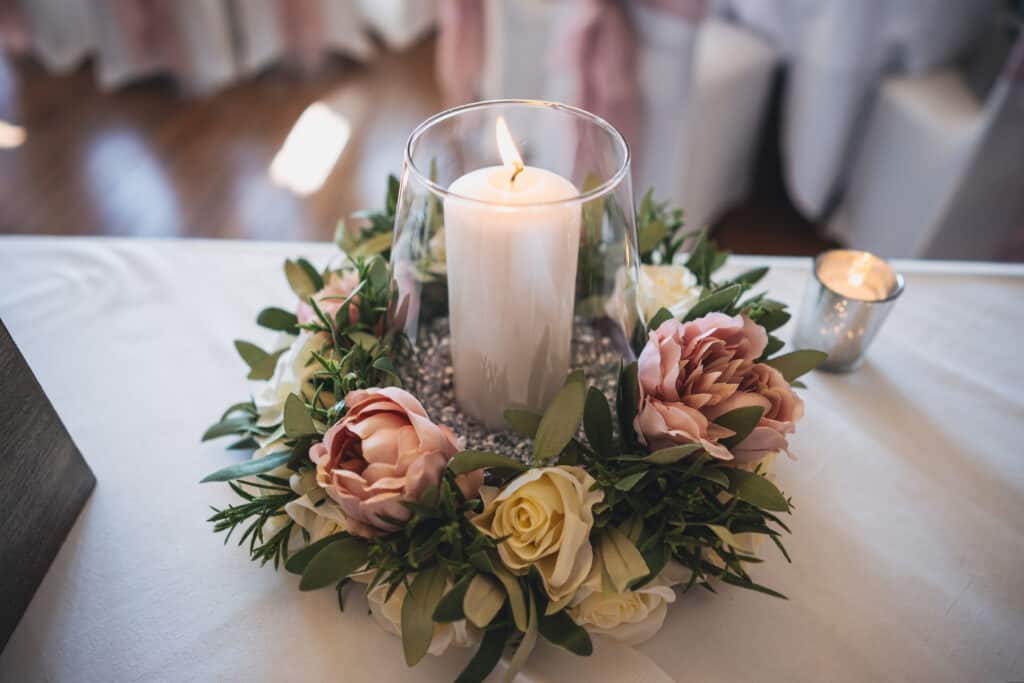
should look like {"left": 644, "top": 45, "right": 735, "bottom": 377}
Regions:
{"left": 401, "top": 565, "right": 449, "bottom": 666}
{"left": 616, "top": 362, "right": 640, "bottom": 446}
{"left": 504, "top": 409, "right": 540, "bottom": 437}
{"left": 613, "top": 470, "right": 647, "bottom": 491}
{"left": 714, "top": 406, "right": 765, "bottom": 449}
{"left": 583, "top": 387, "right": 615, "bottom": 459}
{"left": 616, "top": 443, "right": 701, "bottom": 465}
{"left": 257, "top": 307, "right": 299, "bottom": 333}
{"left": 298, "top": 536, "right": 369, "bottom": 591}
{"left": 647, "top": 307, "right": 674, "bottom": 330}
{"left": 350, "top": 231, "right": 393, "bottom": 258}
{"left": 763, "top": 349, "right": 828, "bottom": 382}
{"left": 200, "top": 450, "right": 291, "bottom": 483}
{"left": 599, "top": 527, "right": 650, "bottom": 593}
{"left": 283, "top": 393, "right": 317, "bottom": 437}
{"left": 725, "top": 469, "right": 790, "bottom": 511}
{"left": 455, "top": 625, "right": 509, "bottom": 683}
{"left": 538, "top": 609, "right": 593, "bottom": 656}
{"left": 372, "top": 356, "right": 399, "bottom": 377}
{"left": 202, "top": 415, "right": 253, "bottom": 442}
{"left": 502, "top": 589, "right": 538, "bottom": 683}
{"left": 532, "top": 371, "right": 585, "bottom": 464}
{"left": 448, "top": 450, "right": 527, "bottom": 475}
{"left": 285, "top": 259, "right": 318, "bottom": 300}
{"left": 247, "top": 348, "right": 285, "bottom": 381}
{"left": 730, "top": 266, "right": 769, "bottom": 287}
{"left": 297, "top": 257, "right": 324, "bottom": 291}
{"left": 433, "top": 572, "right": 474, "bottom": 623}
{"left": 462, "top": 574, "right": 505, "bottom": 628}
{"left": 234, "top": 340, "right": 268, "bottom": 367}
{"left": 284, "top": 532, "right": 350, "bottom": 574}
{"left": 683, "top": 284, "right": 742, "bottom": 321}
{"left": 638, "top": 218, "right": 669, "bottom": 254}
{"left": 348, "top": 331, "right": 378, "bottom": 351}
{"left": 492, "top": 565, "right": 528, "bottom": 633}
{"left": 696, "top": 467, "right": 730, "bottom": 487}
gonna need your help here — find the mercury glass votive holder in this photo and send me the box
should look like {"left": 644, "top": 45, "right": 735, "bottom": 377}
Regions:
{"left": 793, "top": 249, "right": 905, "bottom": 372}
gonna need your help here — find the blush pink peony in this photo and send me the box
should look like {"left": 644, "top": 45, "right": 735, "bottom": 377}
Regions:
{"left": 634, "top": 313, "right": 803, "bottom": 463}
{"left": 309, "top": 387, "right": 483, "bottom": 537}
{"left": 297, "top": 271, "right": 361, "bottom": 327}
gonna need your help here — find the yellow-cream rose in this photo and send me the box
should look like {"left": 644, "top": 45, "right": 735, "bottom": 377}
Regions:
{"left": 569, "top": 555, "right": 678, "bottom": 645}
{"left": 472, "top": 466, "right": 603, "bottom": 604}
{"left": 365, "top": 578, "right": 476, "bottom": 656}
{"left": 638, "top": 264, "right": 701, "bottom": 322}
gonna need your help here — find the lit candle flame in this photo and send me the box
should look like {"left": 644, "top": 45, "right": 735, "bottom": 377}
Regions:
{"left": 495, "top": 116, "right": 524, "bottom": 183}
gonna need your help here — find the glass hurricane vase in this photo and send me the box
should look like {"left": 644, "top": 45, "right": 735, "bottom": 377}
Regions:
{"left": 388, "top": 99, "right": 641, "bottom": 455}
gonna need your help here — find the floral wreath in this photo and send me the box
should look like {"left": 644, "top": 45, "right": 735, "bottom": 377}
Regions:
{"left": 202, "top": 180, "right": 826, "bottom": 682}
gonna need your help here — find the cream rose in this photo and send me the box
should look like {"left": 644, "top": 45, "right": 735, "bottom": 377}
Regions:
{"left": 283, "top": 470, "right": 348, "bottom": 542}
{"left": 365, "top": 578, "right": 476, "bottom": 656}
{"left": 253, "top": 330, "right": 323, "bottom": 427}
{"left": 569, "top": 553, "right": 678, "bottom": 646}
{"left": 638, "top": 264, "right": 701, "bottom": 322}
{"left": 471, "top": 466, "right": 603, "bottom": 604}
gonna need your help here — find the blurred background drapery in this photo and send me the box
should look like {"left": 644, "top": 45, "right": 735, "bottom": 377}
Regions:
{"left": 1, "top": 0, "right": 1021, "bottom": 260}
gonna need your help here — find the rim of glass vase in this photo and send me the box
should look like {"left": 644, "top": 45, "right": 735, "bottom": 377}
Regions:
{"left": 403, "top": 98, "right": 632, "bottom": 209}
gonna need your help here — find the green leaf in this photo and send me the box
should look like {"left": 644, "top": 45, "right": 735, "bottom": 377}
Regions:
{"left": 647, "top": 306, "right": 674, "bottom": 329}
{"left": 638, "top": 218, "right": 669, "bottom": 254}
{"left": 257, "top": 307, "right": 299, "bottom": 333}
{"left": 599, "top": 527, "right": 650, "bottom": 593}
{"left": 791, "top": 380, "right": 807, "bottom": 389}
{"left": 720, "top": 572, "right": 788, "bottom": 599}
{"left": 492, "top": 565, "right": 528, "bottom": 633}
{"left": 401, "top": 565, "right": 448, "bottom": 666}
{"left": 613, "top": 470, "right": 647, "bottom": 491}
{"left": 532, "top": 371, "right": 586, "bottom": 464}
{"left": 372, "top": 356, "right": 399, "bottom": 377}
{"left": 350, "top": 231, "right": 394, "bottom": 258}
{"left": 707, "top": 524, "right": 737, "bottom": 547}
{"left": 696, "top": 467, "right": 730, "bottom": 487}
{"left": 234, "top": 339, "right": 268, "bottom": 367}
{"left": 539, "top": 609, "right": 593, "bottom": 656}
{"left": 714, "top": 406, "right": 765, "bottom": 449}
{"left": 348, "top": 331, "right": 378, "bottom": 351}
{"left": 247, "top": 348, "right": 285, "bottom": 381}
{"left": 202, "top": 415, "right": 253, "bottom": 442}
{"left": 462, "top": 574, "right": 505, "bottom": 629}
{"left": 503, "top": 589, "right": 538, "bottom": 683}
{"left": 200, "top": 450, "right": 291, "bottom": 483}
{"left": 386, "top": 174, "right": 400, "bottom": 214}
{"left": 298, "top": 536, "right": 369, "bottom": 591}
{"left": 455, "top": 625, "right": 510, "bottom": 683}
{"left": 366, "top": 254, "right": 390, "bottom": 291}
{"left": 284, "top": 532, "right": 350, "bottom": 574}
{"left": 433, "top": 572, "right": 474, "bottom": 623}
{"left": 285, "top": 259, "right": 318, "bottom": 300}
{"left": 730, "top": 266, "right": 769, "bottom": 287}
{"left": 283, "top": 393, "right": 317, "bottom": 438}
{"left": 334, "top": 219, "right": 355, "bottom": 252}
{"left": 725, "top": 469, "right": 790, "bottom": 511}
{"left": 448, "top": 450, "right": 527, "bottom": 476}
{"left": 297, "top": 258, "right": 324, "bottom": 291}
{"left": 616, "top": 362, "right": 640, "bottom": 446}
{"left": 616, "top": 443, "right": 701, "bottom": 465}
{"left": 683, "top": 284, "right": 743, "bottom": 321}
{"left": 583, "top": 387, "right": 615, "bottom": 459}
{"left": 763, "top": 350, "right": 828, "bottom": 382}
{"left": 504, "top": 409, "right": 540, "bottom": 437}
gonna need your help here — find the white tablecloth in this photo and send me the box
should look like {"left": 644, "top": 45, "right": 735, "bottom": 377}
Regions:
{"left": 1, "top": 237, "right": 1022, "bottom": 682}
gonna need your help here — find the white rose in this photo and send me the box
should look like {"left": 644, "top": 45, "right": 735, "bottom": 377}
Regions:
{"left": 253, "top": 330, "right": 323, "bottom": 427}
{"left": 284, "top": 470, "right": 349, "bottom": 542}
{"left": 569, "top": 557, "right": 678, "bottom": 646}
{"left": 365, "top": 578, "right": 476, "bottom": 656}
{"left": 638, "top": 264, "right": 701, "bottom": 323}
{"left": 471, "top": 466, "right": 603, "bottom": 604}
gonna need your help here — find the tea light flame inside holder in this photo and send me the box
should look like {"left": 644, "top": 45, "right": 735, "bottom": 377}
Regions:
{"left": 794, "top": 249, "right": 905, "bottom": 372}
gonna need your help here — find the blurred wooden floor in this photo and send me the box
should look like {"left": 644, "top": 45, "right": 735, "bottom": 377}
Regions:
{"left": 0, "top": 36, "right": 834, "bottom": 255}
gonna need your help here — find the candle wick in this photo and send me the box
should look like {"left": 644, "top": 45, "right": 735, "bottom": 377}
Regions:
{"left": 510, "top": 162, "right": 524, "bottom": 184}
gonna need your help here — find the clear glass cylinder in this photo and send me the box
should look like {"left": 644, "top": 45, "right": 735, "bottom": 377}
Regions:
{"left": 388, "top": 99, "right": 641, "bottom": 441}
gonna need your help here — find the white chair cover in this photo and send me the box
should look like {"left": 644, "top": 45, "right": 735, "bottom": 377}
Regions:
{"left": 827, "top": 36, "right": 1024, "bottom": 259}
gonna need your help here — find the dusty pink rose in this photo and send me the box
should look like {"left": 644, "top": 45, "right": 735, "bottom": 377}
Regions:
{"left": 297, "top": 271, "right": 361, "bottom": 327}
{"left": 634, "top": 313, "right": 802, "bottom": 463}
{"left": 309, "top": 387, "right": 483, "bottom": 538}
